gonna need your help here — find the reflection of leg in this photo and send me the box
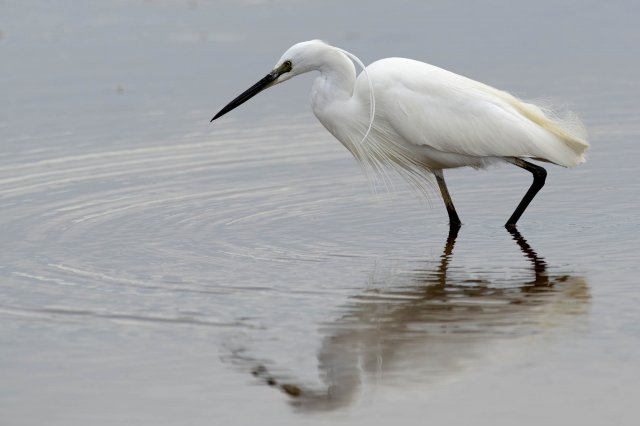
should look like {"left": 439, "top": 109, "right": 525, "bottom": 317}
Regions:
{"left": 437, "top": 223, "right": 459, "bottom": 284}
{"left": 506, "top": 227, "right": 549, "bottom": 287}
{"left": 505, "top": 158, "right": 547, "bottom": 229}
{"left": 444, "top": 224, "right": 459, "bottom": 257}
{"left": 434, "top": 170, "right": 462, "bottom": 231}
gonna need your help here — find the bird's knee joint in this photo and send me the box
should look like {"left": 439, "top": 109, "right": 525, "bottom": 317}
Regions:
{"left": 533, "top": 167, "right": 547, "bottom": 184}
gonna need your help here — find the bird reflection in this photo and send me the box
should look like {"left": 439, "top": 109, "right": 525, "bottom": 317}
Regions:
{"left": 248, "top": 228, "right": 589, "bottom": 411}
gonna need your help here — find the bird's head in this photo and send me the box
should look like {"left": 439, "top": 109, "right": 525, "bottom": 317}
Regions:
{"left": 210, "top": 40, "right": 329, "bottom": 122}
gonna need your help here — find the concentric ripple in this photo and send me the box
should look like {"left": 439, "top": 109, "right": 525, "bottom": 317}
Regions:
{"left": 0, "top": 114, "right": 435, "bottom": 332}
{"left": 0, "top": 112, "right": 592, "bottom": 409}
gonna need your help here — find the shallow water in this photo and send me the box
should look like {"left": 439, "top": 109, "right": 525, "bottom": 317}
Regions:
{"left": 2, "top": 1, "right": 640, "bottom": 425}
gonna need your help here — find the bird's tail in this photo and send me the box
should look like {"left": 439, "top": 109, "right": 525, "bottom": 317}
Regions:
{"left": 483, "top": 83, "right": 589, "bottom": 166}
{"left": 513, "top": 99, "right": 589, "bottom": 162}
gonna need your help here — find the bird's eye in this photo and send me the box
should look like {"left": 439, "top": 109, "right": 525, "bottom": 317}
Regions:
{"left": 283, "top": 60, "right": 292, "bottom": 71}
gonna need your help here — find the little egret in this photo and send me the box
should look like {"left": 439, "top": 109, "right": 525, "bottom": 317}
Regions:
{"left": 211, "top": 40, "right": 589, "bottom": 230}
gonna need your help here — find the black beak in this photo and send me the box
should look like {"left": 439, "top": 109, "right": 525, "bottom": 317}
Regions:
{"left": 211, "top": 71, "right": 279, "bottom": 122}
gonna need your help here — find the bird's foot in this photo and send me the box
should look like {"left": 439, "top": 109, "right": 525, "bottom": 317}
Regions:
{"left": 504, "top": 222, "right": 518, "bottom": 231}
{"left": 447, "top": 221, "right": 461, "bottom": 240}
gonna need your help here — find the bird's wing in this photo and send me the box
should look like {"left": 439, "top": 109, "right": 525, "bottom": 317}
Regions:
{"left": 361, "top": 58, "right": 586, "bottom": 167}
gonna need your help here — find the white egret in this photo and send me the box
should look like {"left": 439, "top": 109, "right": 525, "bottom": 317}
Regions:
{"left": 211, "top": 40, "right": 589, "bottom": 230}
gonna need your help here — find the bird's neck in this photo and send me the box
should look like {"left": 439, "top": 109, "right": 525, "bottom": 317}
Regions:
{"left": 310, "top": 49, "right": 357, "bottom": 113}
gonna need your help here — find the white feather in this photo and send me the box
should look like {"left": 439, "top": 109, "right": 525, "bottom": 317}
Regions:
{"left": 282, "top": 41, "right": 589, "bottom": 200}
{"left": 227, "top": 40, "right": 590, "bottom": 199}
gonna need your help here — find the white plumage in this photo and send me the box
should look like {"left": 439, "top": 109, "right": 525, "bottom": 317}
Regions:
{"left": 212, "top": 40, "right": 589, "bottom": 229}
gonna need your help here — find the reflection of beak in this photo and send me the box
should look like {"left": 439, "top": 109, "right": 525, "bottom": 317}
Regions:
{"left": 210, "top": 70, "right": 279, "bottom": 122}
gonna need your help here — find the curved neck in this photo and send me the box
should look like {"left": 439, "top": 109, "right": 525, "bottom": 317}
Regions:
{"left": 310, "top": 49, "right": 357, "bottom": 113}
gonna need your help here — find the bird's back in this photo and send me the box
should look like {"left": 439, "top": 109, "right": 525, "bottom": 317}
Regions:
{"left": 356, "top": 58, "right": 588, "bottom": 168}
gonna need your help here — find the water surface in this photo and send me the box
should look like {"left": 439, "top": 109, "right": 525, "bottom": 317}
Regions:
{"left": 1, "top": 1, "right": 639, "bottom": 425}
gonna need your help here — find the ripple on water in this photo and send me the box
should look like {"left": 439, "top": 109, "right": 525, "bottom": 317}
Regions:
{"left": 0, "top": 116, "right": 421, "bottom": 327}
{"left": 0, "top": 114, "right": 594, "bottom": 413}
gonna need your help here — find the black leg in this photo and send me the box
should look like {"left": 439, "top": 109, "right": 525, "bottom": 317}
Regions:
{"left": 434, "top": 170, "right": 462, "bottom": 231}
{"left": 505, "top": 158, "right": 547, "bottom": 229}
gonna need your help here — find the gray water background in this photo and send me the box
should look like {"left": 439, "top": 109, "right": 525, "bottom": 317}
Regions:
{"left": 1, "top": 1, "right": 639, "bottom": 425}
